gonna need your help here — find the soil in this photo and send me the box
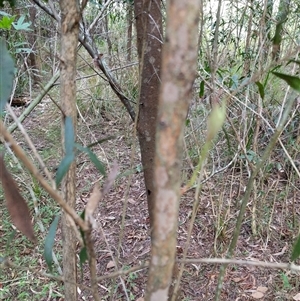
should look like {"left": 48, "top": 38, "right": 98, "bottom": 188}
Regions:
{"left": 1, "top": 97, "right": 300, "bottom": 301}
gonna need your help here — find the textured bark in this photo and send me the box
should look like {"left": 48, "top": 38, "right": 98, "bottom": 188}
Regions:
{"left": 28, "top": 5, "right": 40, "bottom": 84}
{"left": 145, "top": 0, "right": 200, "bottom": 300}
{"left": 134, "top": 0, "right": 162, "bottom": 226}
{"left": 272, "top": 0, "right": 290, "bottom": 61}
{"left": 126, "top": 2, "right": 133, "bottom": 62}
{"left": 59, "top": 0, "right": 80, "bottom": 299}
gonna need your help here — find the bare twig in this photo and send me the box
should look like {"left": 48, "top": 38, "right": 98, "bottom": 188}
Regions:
{"left": 0, "top": 120, "right": 88, "bottom": 231}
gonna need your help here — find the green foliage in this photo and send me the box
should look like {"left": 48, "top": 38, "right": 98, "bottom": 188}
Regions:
{"left": 12, "top": 15, "right": 32, "bottom": 31}
{"left": 0, "top": 14, "right": 15, "bottom": 29}
{"left": 0, "top": 12, "right": 31, "bottom": 31}
{"left": 0, "top": 38, "right": 14, "bottom": 114}
{"left": 0, "top": 11, "right": 33, "bottom": 57}
{"left": 291, "top": 234, "right": 300, "bottom": 261}
{"left": 56, "top": 117, "right": 106, "bottom": 186}
{"left": 64, "top": 116, "right": 75, "bottom": 155}
{"left": 207, "top": 102, "right": 226, "bottom": 142}
{"left": 43, "top": 215, "right": 60, "bottom": 272}
{"left": 79, "top": 246, "right": 88, "bottom": 272}
{"left": 255, "top": 81, "right": 265, "bottom": 99}
{"left": 0, "top": 0, "right": 15, "bottom": 8}
{"left": 55, "top": 154, "right": 75, "bottom": 186}
{"left": 280, "top": 272, "right": 292, "bottom": 289}
{"left": 199, "top": 80, "right": 205, "bottom": 97}
{"left": 75, "top": 143, "right": 106, "bottom": 176}
{"left": 273, "top": 72, "right": 300, "bottom": 92}
{"left": 55, "top": 116, "right": 75, "bottom": 186}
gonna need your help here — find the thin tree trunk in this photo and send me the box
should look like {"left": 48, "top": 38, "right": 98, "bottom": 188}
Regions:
{"left": 242, "top": 0, "right": 253, "bottom": 76}
{"left": 134, "top": 0, "right": 163, "bottom": 227}
{"left": 126, "top": 2, "right": 133, "bottom": 62}
{"left": 272, "top": 0, "right": 290, "bottom": 61}
{"left": 59, "top": 0, "right": 80, "bottom": 299}
{"left": 28, "top": 5, "right": 40, "bottom": 84}
{"left": 145, "top": 1, "right": 200, "bottom": 300}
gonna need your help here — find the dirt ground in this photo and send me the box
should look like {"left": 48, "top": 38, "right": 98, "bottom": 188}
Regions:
{"left": 1, "top": 97, "right": 300, "bottom": 301}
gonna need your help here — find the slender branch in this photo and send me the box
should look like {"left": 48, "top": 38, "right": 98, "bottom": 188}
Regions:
{"left": 87, "top": 0, "right": 113, "bottom": 34}
{"left": 31, "top": 0, "right": 136, "bottom": 121}
{"left": 8, "top": 71, "right": 60, "bottom": 133}
{"left": 6, "top": 105, "right": 53, "bottom": 183}
{"left": 177, "top": 258, "right": 300, "bottom": 271}
{"left": 0, "top": 120, "right": 88, "bottom": 231}
{"left": 214, "top": 91, "right": 297, "bottom": 301}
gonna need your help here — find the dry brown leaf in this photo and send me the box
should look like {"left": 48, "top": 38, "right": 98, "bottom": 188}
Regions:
{"left": 293, "top": 293, "right": 300, "bottom": 300}
{"left": 0, "top": 155, "right": 36, "bottom": 242}
{"left": 232, "top": 277, "right": 242, "bottom": 283}
{"left": 106, "top": 260, "right": 115, "bottom": 269}
{"left": 251, "top": 291, "right": 264, "bottom": 299}
{"left": 85, "top": 183, "right": 102, "bottom": 223}
{"left": 102, "top": 162, "right": 119, "bottom": 195}
{"left": 128, "top": 198, "right": 136, "bottom": 204}
{"left": 135, "top": 298, "right": 144, "bottom": 301}
{"left": 257, "top": 286, "right": 268, "bottom": 293}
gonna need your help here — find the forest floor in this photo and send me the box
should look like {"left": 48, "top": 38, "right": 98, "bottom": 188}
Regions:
{"left": 1, "top": 96, "right": 300, "bottom": 301}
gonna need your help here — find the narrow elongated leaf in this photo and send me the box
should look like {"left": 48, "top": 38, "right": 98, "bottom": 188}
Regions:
{"left": 292, "top": 235, "right": 300, "bottom": 261}
{"left": 255, "top": 81, "right": 265, "bottom": 99}
{"left": 0, "top": 39, "right": 14, "bottom": 114}
{"left": 79, "top": 246, "right": 88, "bottom": 266}
{"left": 87, "top": 136, "right": 115, "bottom": 148}
{"left": 207, "top": 102, "right": 226, "bottom": 142}
{"left": 273, "top": 72, "right": 300, "bottom": 92}
{"left": 75, "top": 143, "right": 106, "bottom": 176}
{"left": 64, "top": 116, "right": 74, "bottom": 155}
{"left": 44, "top": 215, "right": 60, "bottom": 272}
{"left": 0, "top": 155, "right": 36, "bottom": 242}
{"left": 85, "top": 184, "right": 102, "bottom": 222}
{"left": 286, "top": 59, "right": 300, "bottom": 66}
{"left": 55, "top": 153, "right": 75, "bottom": 186}
{"left": 199, "top": 80, "right": 205, "bottom": 97}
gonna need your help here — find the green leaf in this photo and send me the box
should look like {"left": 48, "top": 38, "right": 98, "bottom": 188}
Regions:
{"left": 86, "top": 136, "right": 115, "bottom": 148}
{"left": 206, "top": 102, "right": 226, "bottom": 142}
{"left": 272, "top": 72, "right": 300, "bottom": 92}
{"left": 12, "top": 15, "right": 32, "bottom": 31}
{"left": 255, "top": 81, "right": 265, "bottom": 99}
{"left": 286, "top": 59, "right": 300, "bottom": 66}
{"left": 44, "top": 215, "right": 60, "bottom": 272}
{"left": 79, "top": 246, "right": 88, "bottom": 266}
{"left": 55, "top": 153, "right": 75, "bottom": 186}
{"left": 199, "top": 80, "right": 205, "bottom": 97}
{"left": 0, "top": 15, "right": 15, "bottom": 29}
{"left": 75, "top": 143, "right": 106, "bottom": 176}
{"left": 79, "top": 246, "right": 88, "bottom": 280}
{"left": 79, "top": 210, "right": 86, "bottom": 243}
{"left": 64, "top": 116, "right": 75, "bottom": 155}
{"left": 291, "top": 235, "right": 300, "bottom": 261}
{"left": 0, "top": 39, "right": 14, "bottom": 114}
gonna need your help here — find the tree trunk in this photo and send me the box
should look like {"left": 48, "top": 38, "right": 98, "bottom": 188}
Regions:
{"left": 126, "top": 2, "right": 133, "bottom": 62}
{"left": 59, "top": 0, "right": 80, "bottom": 299}
{"left": 134, "top": 0, "right": 162, "bottom": 227}
{"left": 27, "top": 5, "right": 40, "bottom": 84}
{"left": 272, "top": 0, "right": 290, "bottom": 61}
{"left": 145, "top": 0, "right": 200, "bottom": 300}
